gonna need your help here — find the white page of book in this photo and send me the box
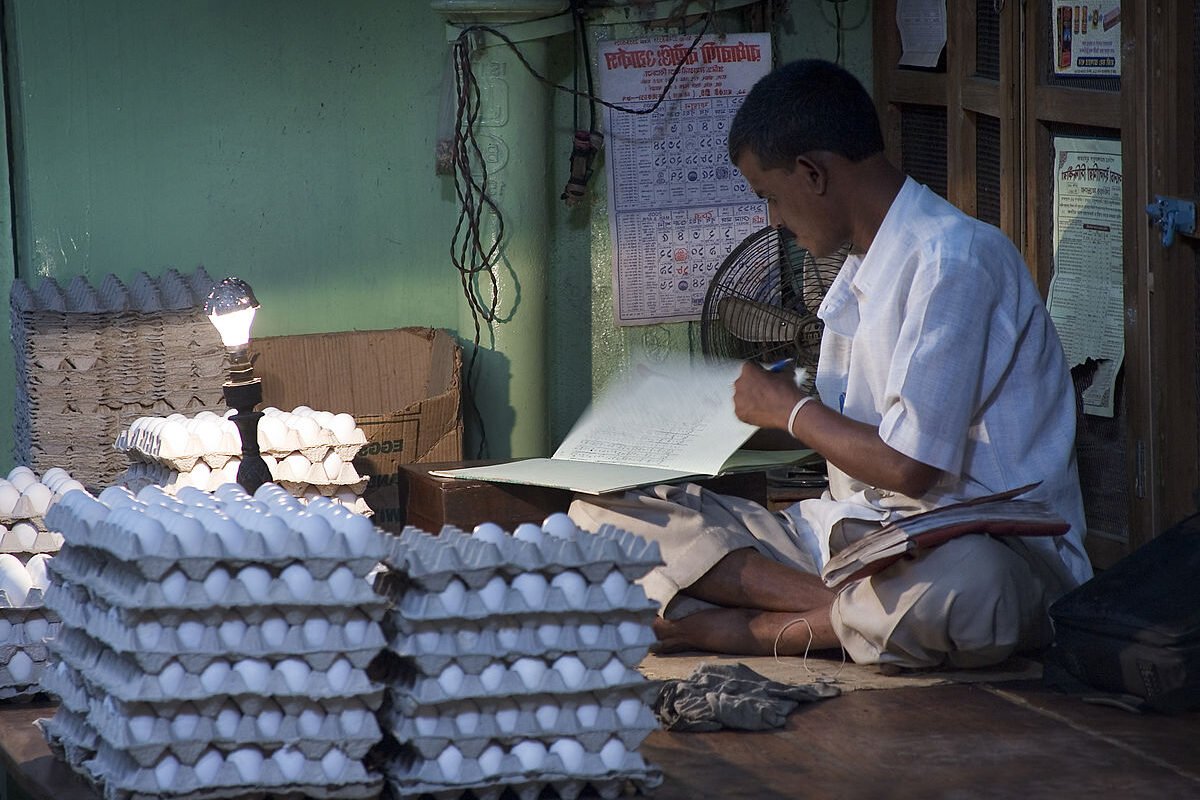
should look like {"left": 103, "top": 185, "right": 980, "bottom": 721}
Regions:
{"left": 433, "top": 458, "right": 698, "bottom": 496}
{"left": 552, "top": 357, "right": 755, "bottom": 474}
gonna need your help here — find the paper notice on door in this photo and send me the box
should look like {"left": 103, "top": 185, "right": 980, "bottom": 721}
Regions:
{"left": 896, "top": 0, "right": 947, "bottom": 68}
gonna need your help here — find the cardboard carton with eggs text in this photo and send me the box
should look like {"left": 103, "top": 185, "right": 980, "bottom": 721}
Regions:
{"left": 248, "top": 328, "right": 462, "bottom": 531}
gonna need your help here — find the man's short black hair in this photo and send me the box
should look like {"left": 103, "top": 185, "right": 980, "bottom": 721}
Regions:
{"left": 728, "top": 59, "right": 884, "bottom": 169}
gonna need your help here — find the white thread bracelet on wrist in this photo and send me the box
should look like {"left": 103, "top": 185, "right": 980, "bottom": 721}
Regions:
{"left": 787, "top": 396, "right": 815, "bottom": 436}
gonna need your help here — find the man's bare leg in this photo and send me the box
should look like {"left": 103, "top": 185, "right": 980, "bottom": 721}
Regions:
{"left": 684, "top": 547, "right": 834, "bottom": 612}
{"left": 652, "top": 606, "right": 838, "bottom": 656}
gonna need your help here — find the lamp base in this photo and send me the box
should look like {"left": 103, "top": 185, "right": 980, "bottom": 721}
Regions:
{"left": 223, "top": 378, "right": 272, "bottom": 494}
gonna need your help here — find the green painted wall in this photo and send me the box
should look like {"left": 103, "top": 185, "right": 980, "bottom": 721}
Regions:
{"left": 0, "top": 0, "right": 871, "bottom": 469}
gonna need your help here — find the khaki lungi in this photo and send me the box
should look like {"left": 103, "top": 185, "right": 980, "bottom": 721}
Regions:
{"left": 569, "top": 482, "right": 1065, "bottom": 669}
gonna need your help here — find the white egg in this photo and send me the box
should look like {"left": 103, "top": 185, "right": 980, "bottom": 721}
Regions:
{"left": 542, "top": 512, "right": 578, "bottom": 538}
{"left": 136, "top": 620, "right": 164, "bottom": 649}
{"left": 292, "top": 417, "right": 322, "bottom": 447}
{"left": 512, "top": 657, "right": 547, "bottom": 690}
{"left": 237, "top": 565, "right": 272, "bottom": 602}
{"left": 280, "top": 564, "right": 314, "bottom": 600}
{"left": 159, "top": 419, "right": 191, "bottom": 457}
{"left": 24, "top": 614, "right": 49, "bottom": 643}
{"left": 477, "top": 744, "right": 504, "bottom": 776}
{"left": 302, "top": 617, "right": 330, "bottom": 647}
{"left": 477, "top": 575, "right": 508, "bottom": 612}
{"left": 163, "top": 573, "right": 190, "bottom": 604}
{"left": 601, "top": 738, "right": 627, "bottom": 770}
{"left": 0, "top": 618, "right": 11, "bottom": 641}
{"left": 195, "top": 417, "right": 224, "bottom": 453}
{"left": 203, "top": 567, "right": 232, "bottom": 602}
{"left": 127, "top": 714, "right": 156, "bottom": 743}
{"left": 436, "top": 745, "right": 463, "bottom": 781}
{"left": 164, "top": 512, "right": 207, "bottom": 556}
{"left": 550, "top": 738, "right": 584, "bottom": 772}
{"left": 11, "top": 523, "right": 38, "bottom": 551}
{"left": 228, "top": 747, "right": 264, "bottom": 782}
{"left": 218, "top": 618, "right": 247, "bottom": 649}
{"left": 0, "top": 554, "right": 34, "bottom": 606}
{"left": 291, "top": 512, "right": 333, "bottom": 553}
{"left": 472, "top": 521, "right": 507, "bottom": 544}
{"left": 253, "top": 513, "right": 292, "bottom": 555}
{"left": 25, "top": 554, "right": 52, "bottom": 590}
{"left": 256, "top": 706, "right": 283, "bottom": 737}
{"left": 200, "top": 660, "right": 232, "bottom": 693}
{"left": 214, "top": 702, "right": 242, "bottom": 738}
{"left": 495, "top": 625, "right": 520, "bottom": 649}
{"left": 6, "top": 651, "right": 33, "bottom": 682}
{"left": 273, "top": 747, "right": 305, "bottom": 781}
{"left": 260, "top": 616, "right": 288, "bottom": 648}
{"left": 98, "top": 485, "right": 136, "bottom": 509}
{"left": 234, "top": 659, "right": 271, "bottom": 693}
{"left": 282, "top": 452, "right": 311, "bottom": 481}
{"left": 513, "top": 739, "right": 548, "bottom": 771}
{"left": 330, "top": 413, "right": 358, "bottom": 440}
{"left": 535, "top": 703, "right": 559, "bottom": 730}
{"left": 512, "top": 573, "right": 548, "bottom": 608}
{"left": 618, "top": 620, "right": 645, "bottom": 645}
{"left": 578, "top": 623, "right": 602, "bottom": 646}
{"left": 335, "top": 513, "right": 376, "bottom": 555}
{"left": 438, "top": 578, "right": 467, "bottom": 614}
{"left": 479, "top": 662, "right": 505, "bottom": 692}
{"left": 414, "top": 713, "right": 439, "bottom": 736}
{"left": 576, "top": 701, "right": 600, "bottom": 727}
{"left": 320, "top": 450, "right": 343, "bottom": 481}
{"left": 54, "top": 479, "right": 86, "bottom": 496}
{"left": 513, "top": 522, "right": 545, "bottom": 546}
{"left": 551, "top": 570, "right": 587, "bottom": 608}
{"left": 327, "top": 565, "right": 357, "bottom": 601}
{"left": 601, "top": 570, "right": 630, "bottom": 605}
{"left": 177, "top": 620, "right": 206, "bottom": 649}
{"left": 326, "top": 658, "right": 353, "bottom": 692}
{"left": 157, "top": 662, "right": 186, "bottom": 694}
{"left": 257, "top": 414, "right": 289, "bottom": 451}
{"left": 600, "top": 658, "right": 627, "bottom": 685}
{"left": 277, "top": 658, "right": 311, "bottom": 692}
{"left": 340, "top": 707, "right": 367, "bottom": 735}
{"left": 437, "top": 663, "right": 465, "bottom": 695}
{"left": 298, "top": 706, "right": 324, "bottom": 737}
{"left": 193, "top": 749, "right": 223, "bottom": 783}
{"left": 20, "top": 483, "right": 52, "bottom": 517}
{"left": 0, "top": 484, "right": 20, "bottom": 516}
{"left": 616, "top": 697, "right": 643, "bottom": 726}
{"left": 8, "top": 470, "right": 35, "bottom": 493}
{"left": 170, "top": 712, "right": 199, "bottom": 739}
{"left": 494, "top": 700, "right": 520, "bottom": 733}
{"left": 537, "top": 623, "right": 562, "bottom": 647}
{"left": 554, "top": 656, "right": 587, "bottom": 689}
{"left": 154, "top": 754, "right": 180, "bottom": 789}
{"left": 455, "top": 707, "right": 480, "bottom": 734}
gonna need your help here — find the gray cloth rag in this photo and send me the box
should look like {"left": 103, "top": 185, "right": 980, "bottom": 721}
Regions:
{"left": 653, "top": 662, "right": 841, "bottom": 732}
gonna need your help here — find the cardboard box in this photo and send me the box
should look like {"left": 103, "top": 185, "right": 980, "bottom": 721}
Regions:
{"left": 248, "top": 328, "right": 463, "bottom": 530}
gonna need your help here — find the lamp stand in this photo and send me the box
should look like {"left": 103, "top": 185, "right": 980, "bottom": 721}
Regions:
{"left": 222, "top": 374, "right": 272, "bottom": 494}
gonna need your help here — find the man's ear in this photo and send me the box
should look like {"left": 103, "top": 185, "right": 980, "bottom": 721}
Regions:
{"left": 793, "top": 153, "right": 829, "bottom": 195}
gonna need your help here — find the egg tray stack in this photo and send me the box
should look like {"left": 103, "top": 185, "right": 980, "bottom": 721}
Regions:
{"left": 0, "top": 466, "right": 88, "bottom": 700}
{"left": 115, "top": 407, "right": 372, "bottom": 516}
{"left": 10, "top": 266, "right": 227, "bottom": 488}
{"left": 38, "top": 481, "right": 389, "bottom": 800}
{"left": 372, "top": 516, "right": 665, "bottom": 800}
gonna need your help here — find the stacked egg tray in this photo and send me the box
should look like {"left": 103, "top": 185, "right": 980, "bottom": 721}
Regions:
{"left": 10, "top": 266, "right": 227, "bottom": 488}
{"left": 38, "top": 481, "right": 389, "bottom": 799}
{"left": 0, "top": 466, "right": 86, "bottom": 699}
{"left": 372, "top": 516, "right": 665, "bottom": 800}
{"left": 115, "top": 407, "right": 371, "bottom": 514}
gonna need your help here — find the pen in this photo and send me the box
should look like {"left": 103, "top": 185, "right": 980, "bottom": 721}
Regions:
{"left": 764, "top": 357, "right": 795, "bottom": 372}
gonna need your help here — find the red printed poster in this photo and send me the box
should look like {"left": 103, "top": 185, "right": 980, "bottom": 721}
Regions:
{"left": 598, "top": 34, "right": 771, "bottom": 326}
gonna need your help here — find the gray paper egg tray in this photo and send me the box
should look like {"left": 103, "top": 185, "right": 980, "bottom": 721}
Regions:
{"left": 381, "top": 693, "right": 659, "bottom": 760}
{"left": 386, "top": 579, "right": 655, "bottom": 626}
{"left": 386, "top": 659, "right": 648, "bottom": 708}
{"left": 0, "top": 585, "right": 48, "bottom": 611}
{"left": 47, "top": 582, "right": 384, "bottom": 671}
{"left": 0, "top": 658, "right": 50, "bottom": 699}
{"left": 48, "top": 546, "right": 386, "bottom": 612}
{"left": 83, "top": 694, "right": 382, "bottom": 765}
{"left": 379, "top": 748, "right": 662, "bottom": 800}
{"left": 46, "top": 505, "right": 384, "bottom": 582}
{"left": 43, "top": 717, "right": 383, "bottom": 800}
{"left": 0, "top": 526, "right": 60, "bottom": 552}
{"left": 388, "top": 616, "right": 655, "bottom": 674}
{"left": 0, "top": 611, "right": 59, "bottom": 647}
{"left": 385, "top": 524, "right": 662, "bottom": 589}
{"left": 49, "top": 626, "right": 380, "bottom": 705}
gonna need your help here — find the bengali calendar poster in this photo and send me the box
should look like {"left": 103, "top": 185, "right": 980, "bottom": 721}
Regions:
{"left": 598, "top": 34, "right": 771, "bottom": 326}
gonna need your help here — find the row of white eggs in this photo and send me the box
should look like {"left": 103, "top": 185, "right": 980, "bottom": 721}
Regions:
{"left": 150, "top": 744, "right": 353, "bottom": 788}
{"left": 153, "top": 562, "right": 369, "bottom": 605}
{"left": 473, "top": 514, "right": 582, "bottom": 546}
{"left": 405, "top": 618, "right": 648, "bottom": 655}
{"left": 0, "top": 553, "right": 52, "bottom": 606}
{"left": 125, "top": 407, "right": 361, "bottom": 459}
{"left": 411, "top": 697, "right": 646, "bottom": 739}
{"left": 130, "top": 613, "right": 375, "bottom": 652}
{"left": 428, "top": 569, "right": 631, "bottom": 615}
{"left": 116, "top": 698, "right": 374, "bottom": 747}
{"left": 432, "top": 655, "right": 632, "bottom": 696}
{"left": 0, "top": 466, "right": 84, "bottom": 519}
{"left": 128, "top": 655, "right": 363, "bottom": 696}
{"left": 63, "top": 483, "right": 378, "bottom": 558}
{"left": 0, "top": 612, "right": 54, "bottom": 644}
{"left": 433, "top": 737, "right": 632, "bottom": 780}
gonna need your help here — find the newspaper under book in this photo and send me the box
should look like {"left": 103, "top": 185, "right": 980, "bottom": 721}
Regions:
{"left": 820, "top": 483, "right": 1070, "bottom": 590}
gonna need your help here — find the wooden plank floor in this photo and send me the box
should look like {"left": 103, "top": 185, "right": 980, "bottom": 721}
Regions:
{"left": 3, "top": 682, "right": 1199, "bottom": 800}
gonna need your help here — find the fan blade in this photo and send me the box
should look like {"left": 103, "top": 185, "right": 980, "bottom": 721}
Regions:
{"left": 717, "top": 297, "right": 810, "bottom": 343}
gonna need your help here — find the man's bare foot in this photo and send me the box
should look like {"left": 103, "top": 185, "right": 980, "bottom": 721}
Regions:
{"left": 650, "top": 616, "right": 699, "bottom": 654}
{"left": 648, "top": 606, "right": 839, "bottom": 656}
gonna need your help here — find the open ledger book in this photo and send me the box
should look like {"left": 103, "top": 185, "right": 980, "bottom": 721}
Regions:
{"left": 820, "top": 483, "right": 1071, "bottom": 590}
{"left": 432, "top": 358, "right": 815, "bottom": 494}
